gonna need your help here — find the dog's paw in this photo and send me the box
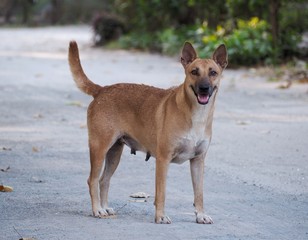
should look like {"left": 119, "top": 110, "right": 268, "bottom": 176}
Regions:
{"left": 93, "top": 208, "right": 116, "bottom": 218}
{"left": 195, "top": 212, "right": 213, "bottom": 224}
{"left": 105, "top": 208, "right": 116, "bottom": 215}
{"left": 155, "top": 215, "right": 172, "bottom": 224}
{"left": 93, "top": 208, "right": 108, "bottom": 218}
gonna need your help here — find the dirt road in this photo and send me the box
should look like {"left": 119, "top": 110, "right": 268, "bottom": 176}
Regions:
{"left": 0, "top": 26, "right": 307, "bottom": 240}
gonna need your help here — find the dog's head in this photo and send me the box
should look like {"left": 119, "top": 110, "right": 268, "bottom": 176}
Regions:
{"left": 181, "top": 42, "right": 228, "bottom": 105}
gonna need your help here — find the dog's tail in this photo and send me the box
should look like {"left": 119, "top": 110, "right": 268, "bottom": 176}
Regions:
{"left": 68, "top": 41, "right": 101, "bottom": 96}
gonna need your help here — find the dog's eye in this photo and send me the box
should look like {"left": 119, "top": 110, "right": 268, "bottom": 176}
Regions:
{"left": 191, "top": 68, "right": 199, "bottom": 76}
{"left": 209, "top": 70, "right": 217, "bottom": 77}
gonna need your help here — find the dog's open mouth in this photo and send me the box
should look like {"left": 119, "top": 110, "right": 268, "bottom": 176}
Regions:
{"left": 197, "top": 94, "right": 210, "bottom": 105}
{"left": 190, "top": 85, "right": 217, "bottom": 105}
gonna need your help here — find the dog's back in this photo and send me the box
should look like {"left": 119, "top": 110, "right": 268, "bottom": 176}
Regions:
{"left": 68, "top": 40, "right": 171, "bottom": 106}
{"left": 68, "top": 41, "right": 174, "bottom": 155}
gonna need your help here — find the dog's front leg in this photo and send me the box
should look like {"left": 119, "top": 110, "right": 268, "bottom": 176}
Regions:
{"left": 155, "top": 157, "right": 171, "bottom": 224}
{"left": 190, "top": 156, "right": 213, "bottom": 224}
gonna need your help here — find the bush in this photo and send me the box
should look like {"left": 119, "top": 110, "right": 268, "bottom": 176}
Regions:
{"left": 199, "top": 17, "right": 274, "bottom": 65}
{"left": 223, "top": 17, "right": 274, "bottom": 65}
{"left": 117, "top": 18, "right": 275, "bottom": 66}
{"left": 117, "top": 16, "right": 304, "bottom": 66}
{"left": 112, "top": 0, "right": 306, "bottom": 66}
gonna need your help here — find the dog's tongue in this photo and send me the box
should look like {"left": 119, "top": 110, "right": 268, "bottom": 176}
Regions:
{"left": 198, "top": 95, "right": 209, "bottom": 104}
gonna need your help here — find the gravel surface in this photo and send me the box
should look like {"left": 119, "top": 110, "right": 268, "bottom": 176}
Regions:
{"left": 0, "top": 26, "right": 307, "bottom": 240}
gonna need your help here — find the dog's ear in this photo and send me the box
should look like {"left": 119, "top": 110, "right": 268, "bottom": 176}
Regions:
{"left": 181, "top": 42, "right": 197, "bottom": 67}
{"left": 212, "top": 44, "right": 228, "bottom": 69}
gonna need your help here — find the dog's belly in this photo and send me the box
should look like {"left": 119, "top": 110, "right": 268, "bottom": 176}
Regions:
{"left": 120, "top": 133, "right": 209, "bottom": 164}
{"left": 121, "top": 135, "right": 153, "bottom": 161}
{"left": 171, "top": 138, "right": 208, "bottom": 164}
{"left": 121, "top": 135, "right": 146, "bottom": 152}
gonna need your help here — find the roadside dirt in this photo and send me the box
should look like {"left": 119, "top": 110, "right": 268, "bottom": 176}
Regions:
{"left": 0, "top": 26, "right": 307, "bottom": 240}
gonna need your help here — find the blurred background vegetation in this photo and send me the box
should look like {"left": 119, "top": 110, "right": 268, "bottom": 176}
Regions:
{"left": 0, "top": 0, "right": 307, "bottom": 67}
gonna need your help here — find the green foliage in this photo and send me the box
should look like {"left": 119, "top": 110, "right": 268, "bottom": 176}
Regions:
{"left": 280, "top": 1, "right": 308, "bottom": 33}
{"left": 157, "top": 28, "right": 188, "bottom": 55}
{"left": 117, "top": 17, "right": 275, "bottom": 66}
{"left": 113, "top": 0, "right": 305, "bottom": 65}
{"left": 223, "top": 17, "right": 274, "bottom": 65}
{"left": 118, "top": 32, "right": 160, "bottom": 52}
{"left": 226, "top": 0, "right": 269, "bottom": 20}
{"left": 199, "top": 18, "right": 273, "bottom": 65}
{"left": 113, "top": 0, "right": 227, "bottom": 31}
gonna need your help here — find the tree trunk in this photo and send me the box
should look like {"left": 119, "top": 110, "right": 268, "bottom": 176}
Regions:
{"left": 269, "top": 0, "right": 280, "bottom": 48}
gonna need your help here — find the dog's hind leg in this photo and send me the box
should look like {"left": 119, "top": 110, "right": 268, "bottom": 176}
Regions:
{"left": 88, "top": 136, "right": 114, "bottom": 218}
{"left": 99, "top": 140, "right": 124, "bottom": 216}
{"left": 155, "top": 156, "right": 172, "bottom": 224}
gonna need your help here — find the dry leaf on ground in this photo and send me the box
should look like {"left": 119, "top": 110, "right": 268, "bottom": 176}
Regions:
{"left": 0, "top": 185, "right": 13, "bottom": 192}
{"left": 32, "top": 147, "right": 39, "bottom": 153}
{"left": 67, "top": 101, "right": 83, "bottom": 107}
{"left": 130, "top": 192, "right": 150, "bottom": 198}
{"left": 277, "top": 81, "right": 292, "bottom": 89}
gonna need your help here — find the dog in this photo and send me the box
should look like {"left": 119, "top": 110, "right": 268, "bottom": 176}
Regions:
{"left": 68, "top": 41, "right": 227, "bottom": 224}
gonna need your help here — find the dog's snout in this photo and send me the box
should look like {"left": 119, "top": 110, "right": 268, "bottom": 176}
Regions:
{"left": 199, "top": 85, "right": 209, "bottom": 92}
{"left": 198, "top": 83, "right": 211, "bottom": 94}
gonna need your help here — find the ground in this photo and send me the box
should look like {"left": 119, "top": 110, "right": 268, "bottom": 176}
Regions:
{"left": 0, "top": 26, "right": 307, "bottom": 240}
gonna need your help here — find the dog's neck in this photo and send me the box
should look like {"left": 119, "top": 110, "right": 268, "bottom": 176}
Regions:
{"left": 176, "top": 83, "right": 218, "bottom": 131}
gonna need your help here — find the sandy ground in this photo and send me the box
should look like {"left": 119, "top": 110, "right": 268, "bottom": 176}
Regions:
{"left": 0, "top": 26, "right": 307, "bottom": 240}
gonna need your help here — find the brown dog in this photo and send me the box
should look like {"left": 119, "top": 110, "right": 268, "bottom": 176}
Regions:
{"left": 68, "top": 41, "right": 227, "bottom": 224}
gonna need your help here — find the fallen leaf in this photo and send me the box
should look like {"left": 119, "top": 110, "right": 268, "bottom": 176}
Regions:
{"left": 0, "top": 166, "right": 10, "bottom": 172}
{"left": 67, "top": 101, "right": 83, "bottom": 107}
{"left": 130, "top": 192, "right": 150, "bottom": 198}
{"left": 0, "top": 185, "right": 13, "bottom": 192}
{"left": 277, "top": 81, "right": 292, "bottom": 89}
{"left": 32, "top": 147, "right": 39, "bottom": 153}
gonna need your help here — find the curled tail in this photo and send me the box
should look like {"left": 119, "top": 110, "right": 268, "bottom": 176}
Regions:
{"left": 68, "top": 41, "right": 101, "bottom": 96}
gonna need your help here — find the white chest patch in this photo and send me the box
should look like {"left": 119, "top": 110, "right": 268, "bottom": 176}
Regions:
{"left": 171, "top": 107, "right": 211, "bottom": 164}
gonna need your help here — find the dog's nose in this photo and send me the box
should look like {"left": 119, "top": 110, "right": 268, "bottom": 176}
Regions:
{"left": 198, "top": 83, "right": 211, "bottom": 94}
